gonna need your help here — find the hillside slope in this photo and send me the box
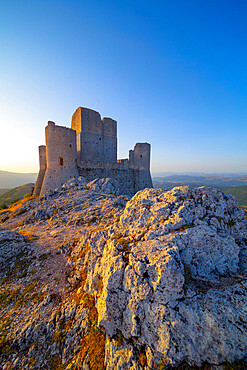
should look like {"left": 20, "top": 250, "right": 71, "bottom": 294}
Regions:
{"left": 0, "top": 188, "right": 10, "bottom": 195}
{"left": 0, "top": 183, "right": 34, "bottom": 206}
{"left": 223, "top": 186, "right": 247, "bottom": 207}
{"left": 0, "top": 178, "right": 246, "bottom": 369}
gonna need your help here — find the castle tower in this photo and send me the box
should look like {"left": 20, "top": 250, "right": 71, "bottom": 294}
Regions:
{"left": 129, "top": 143, "right": 151, "bottom": 171}
{"left": 71, "top": 107, "right": 117, "bottom": 163}
{"left": 40, "top": 121, "right": 78, "bottom": 196}
{"left": 129, "top": 143, "right": 153, "bottom": 191}
{"left": 33, "top": 145, "right": 47, "bottom": 196}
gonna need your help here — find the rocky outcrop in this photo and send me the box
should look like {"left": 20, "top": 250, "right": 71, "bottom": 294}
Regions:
{"left": 70, "top": 186, "right": 247, "bottom": 368}
{"left": 0, "top": 181, "right": 246, "bottom": 369}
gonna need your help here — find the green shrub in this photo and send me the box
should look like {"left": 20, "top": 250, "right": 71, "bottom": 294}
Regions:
{"left": 0, "top": 203, "right": 8, "bottom": 210}
{"left": 23, "top": 192, "right": 32, "bottom": 199}
{"left": 10, "top": 198, "right": 20, "bottom": 205}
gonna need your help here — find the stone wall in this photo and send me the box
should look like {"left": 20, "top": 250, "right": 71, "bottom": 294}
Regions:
{"left": 77, "top": 159, "right": 128, "bottom": 170}
{"left": 71, "top": 107, "right": 117, "bottom": 163}
{"left": 40, "top": 122, "right": 78, "bottom": 196}
{"left": 130, "top": 143, "right": 151, "bottom": 170}
{"left": 78, "top": 166, "right": 152, "bottom": 196}
{"left": 33, "top": 145, "right": 46, "bottom": 196}
{"left": 76, "top": 151, "right": 153, "bottom": 195}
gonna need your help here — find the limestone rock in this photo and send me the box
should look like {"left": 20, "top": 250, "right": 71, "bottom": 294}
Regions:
{"left": 77, "top": 186, "right": 247, "bottom": 367}
{"left": 62, "top": 176, "right": 87, "bottom": 189}
{"left": 0, "top": 230, "right": 31, "bottom": 271}
{"left": 0, "top": 183, "right": 246, "bottom": 369}
{"left": 87, "top": 177, "right": 122, "bottom": 195}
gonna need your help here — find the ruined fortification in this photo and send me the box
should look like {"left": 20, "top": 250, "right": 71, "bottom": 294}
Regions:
{"left": 34, "top": 107, "right": 153, "bottom": 196}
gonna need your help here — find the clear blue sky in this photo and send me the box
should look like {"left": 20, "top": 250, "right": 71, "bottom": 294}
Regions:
{"left": 0, "top": 0, "right": 246, "bottom": 174}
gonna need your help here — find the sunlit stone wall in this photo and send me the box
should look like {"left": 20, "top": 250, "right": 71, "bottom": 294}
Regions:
{"left": 40, "top": 122, "right": 78, "bottom": 196}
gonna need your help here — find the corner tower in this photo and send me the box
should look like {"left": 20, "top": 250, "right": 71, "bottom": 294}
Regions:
{"left": 129, "top": 143, "right": 151, "bottom": 171}
{"left": 33, "top": 145, "right": 47, "bottom": 196}
{"left": 40, "top": 122, "right": 78, "bottom": 196}
{"left": 71, "top": 107, "right": 117, "bottom": 163}
{"left": 129, "top": 143, "right": 153, "bottom": 191}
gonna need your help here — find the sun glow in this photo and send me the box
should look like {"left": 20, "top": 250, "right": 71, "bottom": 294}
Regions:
{"left": 0, "top": 125, "right": 39, "bottom": 173}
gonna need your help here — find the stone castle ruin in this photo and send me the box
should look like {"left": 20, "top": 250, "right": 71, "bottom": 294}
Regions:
{"left": 34, "top": 107, "right": 153, "bottom": 196}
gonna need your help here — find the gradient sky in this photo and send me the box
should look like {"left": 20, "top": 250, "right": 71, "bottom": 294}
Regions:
{"left": 0, "top": 0, "right": 246, "bottom": 174}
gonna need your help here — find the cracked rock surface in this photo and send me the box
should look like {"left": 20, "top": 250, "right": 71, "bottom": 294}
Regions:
{"left": 0, "top": 180, "right": 246, "bottom": 369}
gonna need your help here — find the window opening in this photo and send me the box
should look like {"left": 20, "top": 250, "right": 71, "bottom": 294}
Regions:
{"left": 59, "top": 157, "right": 63, "bottom": 166}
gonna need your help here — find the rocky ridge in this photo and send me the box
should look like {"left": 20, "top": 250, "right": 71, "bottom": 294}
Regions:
{"left": 0, "top": 178, "right": 246, "bottom": 369}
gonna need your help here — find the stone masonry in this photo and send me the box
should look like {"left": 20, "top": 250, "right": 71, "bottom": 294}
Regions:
{"left": 34, "top": 107, "right": 153, "bottom": 196}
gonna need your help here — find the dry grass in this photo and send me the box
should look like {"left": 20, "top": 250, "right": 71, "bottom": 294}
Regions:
{"left": 18, "top": 230, "right": 39, "bottom": 241}
{"left": 0, "top": 315, "right": 13, "bottom": 358}
{"left": 77, "top": 293, "right": 106, "bottom": 370}
{"left": 153, "top": 359, "right": 167, "bottom": 369}
{"left": 69, "top": 268, "right": 106, "bottom": 369}
{"left": 112, "top": 233, "right": 132, "bottom": 263}
{"left": 69, "top": 289, "right": 106, "bottom": 369}
{"left": 0, "top": 287, "right": 20, "bottom": 308}
{"left": 137, "top": 345, "right": 147, "bottom": 367}
{"left": 8, "top": 195, "right": 36, "bottom": 213}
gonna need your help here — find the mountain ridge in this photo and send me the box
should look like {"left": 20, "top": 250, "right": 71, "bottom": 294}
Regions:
{"left": 153, "top": 174, "right": 247, "bottom": 187}
{"left": 0, "top": 170, "right": 37, "bottom": 188}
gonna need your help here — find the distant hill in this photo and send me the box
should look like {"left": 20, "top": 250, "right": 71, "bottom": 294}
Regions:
{"left": 0, "top": 170, "right": 37, "bottom": 188}
{"left": 0, "top": 188, "right": 10, "bottom": 195}
{"left": 153, "top": 175, "right": 247, "bottom": 207}
{"left": 0, "top": 183, "right": 34, "bottom": 206}
{"left": 153, "top": 175, "right": 247, "bottom": 188}
{"left": 223, "top": 186, "right": 247, "bottom": 207}
{"left": 152, "top": 171, "right": 247, "bottom": 177}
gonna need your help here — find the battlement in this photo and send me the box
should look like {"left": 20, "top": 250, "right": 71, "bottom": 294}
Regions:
{"left": 35, "top": 107, "right": 153, "bottom": 196}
